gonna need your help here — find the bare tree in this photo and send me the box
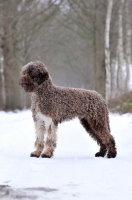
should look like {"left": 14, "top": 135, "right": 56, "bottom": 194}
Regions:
{"left": 125, "top": 0, "right": 131, "bottom": 91}
{"left": 59, "top": 0, "right": 107, "bottom": 97}
{"left": 117, "top": 0, "right": 124, "bottom": 95}
{"left": 0, "top": 0, "right": 61, "bottom": 110}
{"left": 0, "top": 49, "right": 6, "bottom": 109}
{"left": 105, "top": 0, "right": 113, "bottom": 102}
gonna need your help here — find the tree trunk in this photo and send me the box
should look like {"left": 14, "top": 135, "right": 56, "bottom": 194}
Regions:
{"left": 93, "top": 0, "right": 105, "bottom": 98}
{"left": 2, "top": 38, "right": 21, "bottom": 110}
{"left": 111, "top": 59, "right": 118, "bottom": 98}
{"left": 0, "top": 53, "right": 6, "bottom": 109}
{"left": 125, "top": 0, "right": 131, "bottom": 91}
{"left": 105, "top": 0, "right": 113, "bottom": 103}
{"left": 117, "top": 0, "right": 124, "bottom": 95}
{"left": 93, "top": 0, "right": 98, "bottom": 92}
{"left": 1, "top": 1, "right": 21, "bottom": 110}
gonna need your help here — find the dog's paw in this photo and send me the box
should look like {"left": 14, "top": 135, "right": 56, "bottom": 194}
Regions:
{"left": 30, "top": 151, "right": 41, "bottom": 158}
{"left": 41, "top": 154, "right": 51, "bottom": 158}
{"left": 95, "top": 152, "right": 105, "bottom": 157}
{"left": 107, "top": 151, "right": 117, "bottom": 158}
{"left": 41, "top": 151, "right": 53, "bottom": 158}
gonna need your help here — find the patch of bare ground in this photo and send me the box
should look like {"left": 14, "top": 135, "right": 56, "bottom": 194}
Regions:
{"left": 0, "top": 185, "right": 58, "bottom": 200}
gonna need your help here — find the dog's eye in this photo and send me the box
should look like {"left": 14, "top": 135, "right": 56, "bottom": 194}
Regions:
{"left": 30, "top": 74, "right": 38, "bottom": 81}
{"left": 28, "top": 67, "right": 39, "bottom": 76}
{"left": 30, "top": 72, "right": 39, "bottom": 79}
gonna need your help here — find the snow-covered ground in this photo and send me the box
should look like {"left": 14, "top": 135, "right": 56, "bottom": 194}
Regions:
{"left": 0, "top": 110, "right": 132, "bottom": 200}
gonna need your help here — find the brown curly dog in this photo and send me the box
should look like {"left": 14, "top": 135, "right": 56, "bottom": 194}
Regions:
{"left": 19, "top": 61, "right": 117, "bottom": 158}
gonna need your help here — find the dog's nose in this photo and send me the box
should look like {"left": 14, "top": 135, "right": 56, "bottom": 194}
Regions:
{"left": 19, "top": 75, "right": 28, "bottom": 85}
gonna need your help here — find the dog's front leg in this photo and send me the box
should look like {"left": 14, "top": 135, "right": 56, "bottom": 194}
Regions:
{"left": 41, "top": 122, "right": 57, "bottom": 158}
{"left": 30, "top": 120, "right": 45, "bottom": 158}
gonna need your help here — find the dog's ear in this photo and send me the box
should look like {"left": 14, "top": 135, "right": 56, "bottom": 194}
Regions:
{"left": 37, "top": 70, "right": 49, "bottom": 84}
{"left": 35, "top": 61, "right": 49, "bottom": 84}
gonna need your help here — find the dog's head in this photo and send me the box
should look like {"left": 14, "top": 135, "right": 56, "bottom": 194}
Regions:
{"left": 19, "top": 61, "right": 49, "bottom": 92}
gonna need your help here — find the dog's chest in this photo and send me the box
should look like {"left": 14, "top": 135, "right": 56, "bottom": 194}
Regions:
{"left": 36, "top": 112, "right": 53, "bottom": 130}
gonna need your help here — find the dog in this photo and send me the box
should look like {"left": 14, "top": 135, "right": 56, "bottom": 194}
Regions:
{"left": 19, "top": 61, "right": 117, "bottom": 158}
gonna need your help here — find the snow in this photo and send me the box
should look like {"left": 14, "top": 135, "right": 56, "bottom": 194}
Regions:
{"left": 0, "top": 110, "right": 132, "bottom": 200}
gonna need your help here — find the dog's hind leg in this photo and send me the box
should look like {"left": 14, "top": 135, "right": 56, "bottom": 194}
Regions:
{"left": 30, "top": 120, "right": 45, "bottom": 158}
{"left": 107, "top": 135, "right": 117, "bottom": 158}
{"left": 41, "top": 121, "right": 57, "bottom": 158}
{"left": 80, "top": 117, "right": 117, "bottom": 158}
{"left": 80, "top": 118, "right": 107, "bottom": 157}
{"left": 92, "top": 122, "right": 117, "bottom": 158}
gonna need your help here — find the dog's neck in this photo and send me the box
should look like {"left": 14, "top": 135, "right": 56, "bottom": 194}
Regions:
{"left": 35, "top": 77, "right": 53, "bottom": 94}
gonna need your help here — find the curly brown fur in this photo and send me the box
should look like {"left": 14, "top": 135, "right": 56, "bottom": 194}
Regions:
{"left": 19, "top": 61, "right": 117, "bottom": 158}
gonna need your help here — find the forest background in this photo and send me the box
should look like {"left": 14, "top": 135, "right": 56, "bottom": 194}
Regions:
{"left": 0, "top": 0, "right": 132, "bottom": 111}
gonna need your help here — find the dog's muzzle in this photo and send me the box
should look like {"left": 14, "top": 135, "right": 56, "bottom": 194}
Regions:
{"left": 19, "top": 75, "right": 31, "bottom": 87}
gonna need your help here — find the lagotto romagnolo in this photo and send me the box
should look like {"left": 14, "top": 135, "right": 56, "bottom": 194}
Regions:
{"left": 19, "top": 61, "right": 117, "bottom": 158}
